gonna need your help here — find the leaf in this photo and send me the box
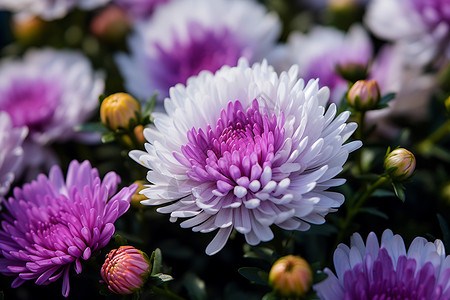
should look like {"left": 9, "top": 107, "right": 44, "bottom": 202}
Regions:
{"left": 378, "top": 93, "right": 396, "bottom": 105}
{"left": 113, "top": 234, "right": 128, "bottom": 247}
{"left": 151, "top": 273, "right": 174, "bottom": 285}
{"left": 183, "top": 272, "right": 207, "bottom": 300}
{"left": 392, "top": 182, "right": 406, "bottom": 202}
{"left": 75, "top": 122, "right": 107, "bottom": 133}
{"left": 101, "top": 132, "right": 116, "bottom": 143}
{"left": 359, "top": 207, "right": 389, "bottom": 219}
{"left": 98, "top": 94, "right": 107, "bottom": 104}
{"left": 142, "top": 93, "right": 158, "bottom": 122}
{"left": 238, "top": 267, "right": 269, "bottom": 286}
{"left": 262, "top": 291, "right": 279, "bottom": 300}
{"left": 150, "top": 248, "right": 163, "bottom": 276}
{"left": 437, "top": 214, "right": 450, "bottom": 255}
{"left": 372, "top": 189, "right": 395, "bottom": 198}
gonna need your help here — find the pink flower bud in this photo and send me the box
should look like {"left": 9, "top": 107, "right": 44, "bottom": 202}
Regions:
{"left": 269, "top": 255, "right": 312, "bottom": 297}
{"left": 101, "top": 246, "right": 151, "bottom": 294}
{"left": 384, "top": 148, "right": 416, "bottom": 180}
{"left": 347, "top": 79, "right": 381, "bottom": 111}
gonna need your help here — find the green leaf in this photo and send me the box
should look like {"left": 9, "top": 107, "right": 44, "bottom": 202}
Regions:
{"left": 238, "top": 267, "right": 269, "bottom": 286}
{"left": 437, "top": 214, "right": 450, "bottom": 255}
{"left": 113, "top": 234, "right": 128, "bottom": 247}
{"left": 359, "top": 207, "right": 389, "bottom": 219}
{"left": 98, "top": 94, "right": 107, "bottom": 104}
{"left": 262, "top": 291, "right": 279, "bottom": 300}
{"left": 142, "top": 93, "right": 158, "bottom": 122}
{"left": 151, "top": 273, "right": 173, "bottom": 285}
{"left": 101, "top": 132, "right": 116, "bottom": 143}
{"left": 75, "top": 122, "right": 108, "bottom": 133}
{"left": 183, "top": 272, "right": 207, "bottom": 300}
{"left": 392, "top": 182, "right": 406, "bottom": 202}
{"left": 150, "top": 248, "right": 162, "bottom": 275}
{"left": 378, "top": 93, "right": 396, "bottom": 105}
{"left": 372, "top": 189, "right": 395, "bottom": 198}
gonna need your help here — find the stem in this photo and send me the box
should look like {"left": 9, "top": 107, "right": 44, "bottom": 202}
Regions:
{"left": 334, "top": 176, "right": 389, "bottom": 247}
{"left": 355, "top": 111, "right": 366, "bottom": 174}
{"left": 151, "top": 286, "right": 186, "bottom": 300}
{"left": 417, "top": 119, "right": 450, "bottom": 156}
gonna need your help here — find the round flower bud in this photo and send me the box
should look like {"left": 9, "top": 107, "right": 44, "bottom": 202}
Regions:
{"left": 100, "top": 93, "right": 140, "bottom": 131}
{"left": 269, "top": 255, "right": 312, "bottom": 297}
{"left": 347, "top": 79, "right": 381, "bottom": 111}
{"left": 335, "top": 62, "right": 368, "bottom": 83}
{"left": 101, "top": 246, "right": 151, "bottom": 295}
{"left": 384, "top": 148, "right": 416, "bottom": 180}
{"left": 90, "top": 5, "right": 131, "bottom": 43}
{"left": 130, "top": 180, "right": 148, "bottom": 207}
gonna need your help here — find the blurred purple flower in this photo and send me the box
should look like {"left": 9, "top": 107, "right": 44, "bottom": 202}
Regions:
{"left": 0, "top": 112, "right": 27, "bottom": 200}
{"left": 314, "top": 229, "right": 450, "bottom": 299}
{"left": 130, "top": 59, "right": 361, "bottom": 255}
{"left": 0, "top": 0, "right": 110, "bottom": 20}
{"left": 116, "top": 0, "right": 281, "bottom": 101}
{"left": 113, "top": 0, "right": 169, "bottom": 20}
{"left": 365, "top": 0, "right": 450, "bottom": 66}
{"left": 0, "top": 160, "right": 137, "bottom": 297}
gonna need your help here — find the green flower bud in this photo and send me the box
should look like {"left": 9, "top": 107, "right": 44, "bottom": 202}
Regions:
{"left": 347, "top": 79, "right": 381, "bottom": 111}
{"left": 384, "top": 148, "right": 416, "bottom": 180}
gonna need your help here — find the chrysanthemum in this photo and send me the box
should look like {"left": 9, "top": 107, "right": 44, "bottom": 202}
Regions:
{"left": 314, "top": 229, "right": 450, "bottom": 299}
{"left": 279, "top": 25, "right": 373, "bottom": 103}
{"left": 0, "top": 160, "right": 137, "bottom": 297}
{"left": 130, "top": 59, "right": 361, "bottom": 255}
{"left": 116, "top": 0, "right": 281, "bottom": 101}
{"left": 0, "top": 112, "right": 27, "bottom": 199}
{"left": 0, "top": 0, "right": 110, "bottom": 20}
{"left": 365, "top": 0, "right": 450, "bottom": 66}
{"left": 113, "top": 0, "right": 169, "bottom": 20}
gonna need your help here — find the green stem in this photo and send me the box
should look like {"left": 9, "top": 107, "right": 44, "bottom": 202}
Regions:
{"left": 417, "top": 119, "right": 450, "bottom": 156}
{"left": 355, "top": 111, "right": 366, "bottom": 174}
{"left": 334, "top": 176, "right": 389, "bottom": 247}
{"left": 151, "top": 286, "right": 186, "bottom": 300}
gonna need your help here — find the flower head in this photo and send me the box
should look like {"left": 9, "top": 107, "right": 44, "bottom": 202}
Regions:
{"left": 0, "top": 160, "right": 137, "bottom": 297}
{"left": 314, "top": 229, "right": 450, "bottom": 299}
{"left": 116, "top": 0, "right": 281, "bottom": 101}
{"left": 269, "top": 255, "right": 312, "bottom": 297}
{"left": 384, "top": 148, "right": 416, "bottom": 180}
{"left": 0, "top": 112, "right": 27, "bottom": 199}
{"left": 347, "top": 79, "right": 381, "bottom": 111}
{"left": 113, "top": 0, "right": 169, "bottom": 20}
{"left": 100, "top": 92, "right": 141, "bottom": 131}
{"left": 0, "top": 0, "right": 110, "bottom": 20}
{"left": 101, "top": 245, "right": 151, "bottom": 294}
{"left": 130, "top": 59, "right": 361, "bottom": 255}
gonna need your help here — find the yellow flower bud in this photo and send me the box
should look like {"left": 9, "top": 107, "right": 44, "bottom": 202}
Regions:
{"left": 347, "top": 79, "right": 380, "bottom": 111}
{"left": 133, "top": 125, "right": 146, "bottom": 145}
{"left": 100, "top": 93, "right": 140, "bottom": 131}
{"left": 269, "top": 255, "right": 312, "bottom": 297}
{"left": 130, "top": 180, "right": 148, "bottom": 207}
{"left": 384, "top": 148, "right": 416, "bottom": 180}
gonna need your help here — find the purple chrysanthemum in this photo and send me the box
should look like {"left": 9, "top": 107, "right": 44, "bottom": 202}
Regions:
{"left": 365, "top": 0, "right": 450, "bottom": 65}
{"left": 116, "top": 0, "right": 281, "bottom": 101}
{"left": 113, "top": 0, "right": 169, "bottom": 19}
{"left": 0, "top": 112, "right": 27, "bottom": 200}
{"left": 0, "top": 160, "right": 137, "bottom": 297}
{"left": 130, "top": 59, "right": 361, "bottom": 255}
{"left": 314, "top": 229, "right": 450, "bottom": 299}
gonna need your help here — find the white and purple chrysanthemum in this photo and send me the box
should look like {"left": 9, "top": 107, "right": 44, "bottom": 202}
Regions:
{"left": 279, "top": 25, "right": 373, "bottom": 103}
{"left": 130, "top": 59, "right": 361, "bottom": 255}
{"left": 113, "top": 0, "right": 169, "bottom": 20}
{"left": 0, "top": 0, "right": 110, "bottom": 20}
{"left": 365, "top": 0, "right": 450, "bottom": 66}
{"left": 0, "top": 112, "right": 27, "bottom": 200}
{"left": 116, "top": 0, "right": 281, "bottom": 101}
{"left": 314, "top": 229, "right": 450, "bottom": 299}
{"left": 0, "top": 160, "right": 137, "bottom": 297}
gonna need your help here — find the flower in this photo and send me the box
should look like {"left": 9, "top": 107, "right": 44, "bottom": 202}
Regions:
{"left": 0, "top": 48, "right": 104, "bottom": 176}
{"left": 113, "top": 0, "right": 170, "bottom": 20}
{"left": 100, "top": 92, "right": 141, "bottom": 131}
{"left": 269, "top": 255, "right": 312, "bottom": 297}
{"left": 116, "top": 0, "right": 281, "bottom": 101}
{"left": 130, "top": 59, "right": 361, "bottom": 255}
{"left": 365, "top": 0, "right": 450, "bottom": 66}
{"left": 347, "top": 79, "right": 381, "bottom": 111}
{"left": 0, "top": 160, "right": 137, "bottom": 297}
{"left": 90, "top": 5, "right": 131, "bottom": 42}
{"left": 0, "top": 112, "right": 27, "bottom": 200}
{"left": 279, "top": 25, "right": 373, "bottom": 103}
{"left": 384, "top": 148, "right": 416, "bottom": 180}
{"left": 0, "top": 0, "right": 110, "bottom": 20}
{"left": 101, "top": 245, "right": 151, "bottom": 294}
{"left": 314, "top": 229, "right": 450, "bottom": 299}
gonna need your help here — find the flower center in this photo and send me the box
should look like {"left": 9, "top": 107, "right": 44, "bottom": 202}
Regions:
{"left": 343, "top": 248, "right": 441, "bottom": 299}
{"left": 0, "top": 77, "right": 61, "bottom": 132}
{"left": 152, "top": 22, "right": 247, "bottom": 91}
{"left": 177, "top": 99, "right": 285, "bottom": 199}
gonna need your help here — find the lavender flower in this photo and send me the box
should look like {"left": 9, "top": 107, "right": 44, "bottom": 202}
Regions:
{"left": 113, "top": 0, "right": 169, "bottom": 20}
{"left": 0, "top": 0, "right": 110, "bottom": 20}
{"left": 365, "top": 0, "right": 450, "bottom": 66}
{"left": 130, "top": 59, "right": 361, "bottom": 255}
{"left": 116, "top": 0, "right": 281, "bottom": 101}
{"left": 314, "top": 229, "right": 450, "bottom": 299}
{"left": 0, "top": 160, "right": 137, "bottom": 297}
{"left": 0, "top": 112, "right": 27, "bottom": 200}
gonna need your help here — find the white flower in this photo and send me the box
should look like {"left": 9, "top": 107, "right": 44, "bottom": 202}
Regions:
{"left": 130, "top": 59, "right": 361, "bottom": 255}
{"left": 365, "top": 0, "right": 450, "bottom": 66}
{"left": 0, "top": 112, "right": 27, "bottom": 200}
{"left": 0, "top": 0, "right": 110, "bottom": 20}
{"left": 116, "top": 0, "right": 281, "bottom": 101}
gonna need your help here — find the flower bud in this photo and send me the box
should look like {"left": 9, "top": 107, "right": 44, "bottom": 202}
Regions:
{"left": 133, "top": 125, "right": 146, "bottom": 145}
{"left": 100, "top": 93, "right": 140, "bottom": 131}
{"left": 335, "top": 62, "right": 368, "bottom": 83}
{"left": 269, "top": 255, "right": 312, "bottom": 297}
{"left": 90, "top": 5, "right": 131, "bottom": 43}
{"left": 101, "top": 246, "right": 151, "bottom": 295}
{"left": 130, "top": 180, "right": 148, "bottom": 207}
{"left": 384, "top": 148, "right": 416, "bottom": 180}
{"left": 12, "top": 15, "right": 47, "bottom": 45}
{"left": 347, "top": 79, "right": 380, "bottom": 111}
